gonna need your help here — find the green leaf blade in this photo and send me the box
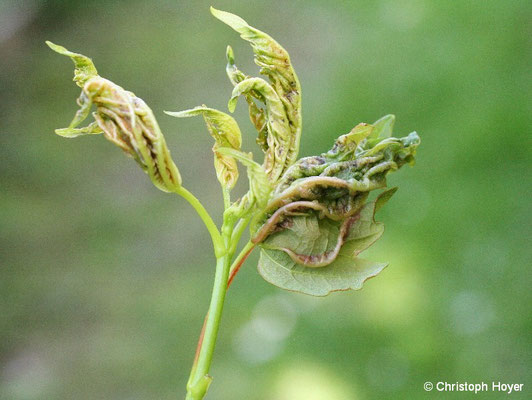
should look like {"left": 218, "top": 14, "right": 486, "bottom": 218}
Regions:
{"left": 258, "top": 248, "right": 387, "bottom": 296}
{"left": 255, "top": 196, "right": 391, "bottom": 295}
{"left": 370, "top": 114, "right": 395, "bottom": 139}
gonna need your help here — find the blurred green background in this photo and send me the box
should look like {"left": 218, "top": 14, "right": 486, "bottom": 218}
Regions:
{"left": 1, "top": 0, "right": 530, "bottom": 399}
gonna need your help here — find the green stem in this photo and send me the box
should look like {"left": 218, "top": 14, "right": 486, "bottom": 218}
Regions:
{"left": 175, "top": 186, "right": 225, "bottom": 257}
{"left": 222, "top": 187, "right": 231, "bottom": 210}
{"left": 186, "top": 215, "right": 236, "bottom": 400}
{"left": 186, "top": 252, "right": 231, "bottom": 400}
{"left": 182, "top": 198, "right": 254, "bottom": 399}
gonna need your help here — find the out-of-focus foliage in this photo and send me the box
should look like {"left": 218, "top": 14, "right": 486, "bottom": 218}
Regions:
{"left": 0, "top": 1, "right": 529, "bottom": 400}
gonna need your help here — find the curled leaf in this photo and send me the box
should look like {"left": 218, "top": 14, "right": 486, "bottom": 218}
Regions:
{"left": 225, "top": 46, "right": 268, "bottom": 151}
{"left": 46, "top": 41, "right": 98, "bottom": 87}
{"left": 212, "top": 7, "right": 302, "bottom": 181}
{"left": 47, "top": 42, "right": 181, "bottom": 192}
{"left": 257, "top": 189, "right": 395, "bottom": 295}
{"left": 228, "top": 77, "right": 291, "bottom": 182}
{"left": 251, "top": 115, "right": 419, "bottom": 294}
{"left": 165, "top": 106, "right": 242, "bottom": 189}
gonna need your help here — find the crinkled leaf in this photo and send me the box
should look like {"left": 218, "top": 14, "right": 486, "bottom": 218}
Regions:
{"left": 256, "top": 192, "right": 393, "bottom": 295}
{"left": 258, "top": 248, "right": 387, "bottom": 296}
{"left": 48, "top": 42, "right": 181, "bottom": 192}
{"left": 255, "top": 122, "right": 418, "bottom": 244}
{"left": 165, "top": 106, "right": 242, "bottom": 189}
{"left": 225, "top": 45, "right": 268, "bottom": 151}
{"left": 261, "top": 214, "right": 344, "bottom": 267}
{"left": 274, "top": 120, "right": 420, "bottom": 198}
{"left": 212, "top": 7, "right": 301, "bottom": 181}
{"left": 46, "top": 41, "right": 98, "bottom": 87}
{"left": 228, "top": 77, "right": 291, "bottom": 182}
{"left": 325, "top": 123, "right": 374, "bottom": 161}
{"left": 252, "top": 117, "right": 416, "bottom": 294}
{"left": 258, "top": 191, "right": 391, "bottom": 267}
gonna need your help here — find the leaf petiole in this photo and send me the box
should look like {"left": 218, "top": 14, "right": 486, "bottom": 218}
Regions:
{"left": 174, "top": 186, "right": 225, "bottom": 257}
{"left": 227, "top": 241, "right": 255, "bottom": 288}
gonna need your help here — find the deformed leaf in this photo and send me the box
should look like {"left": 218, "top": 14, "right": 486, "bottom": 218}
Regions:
{"left": 252, "top": 113, "right": 418, "bottom": 294}
{"left": 165, "top": 106, "right": 242, "bottom": 189}
{"left": 273, "top": 119, "right": 420, "bottom": 198}
{"left": 257, "top": 192, "right": 389, "bottom": 266}
{"left": 228, "top": 77, "right": 291, "bottom": 182}
{"left": 256, "top": 194, "right": 392, "bottom": 295}
{"left": 48, "top": 42, "right": 181, "bottom": 192}
{"left": 225, "top": 45, "right": 268, "bottom": 151}
{"left": 46, "top": 41, "right": 98, "bottom": 87}
{"left": 212, "top": 7, "right": 302, "bottom": 181}
{"left": 261, "top": 213, "right": 345, "bottom": 267}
